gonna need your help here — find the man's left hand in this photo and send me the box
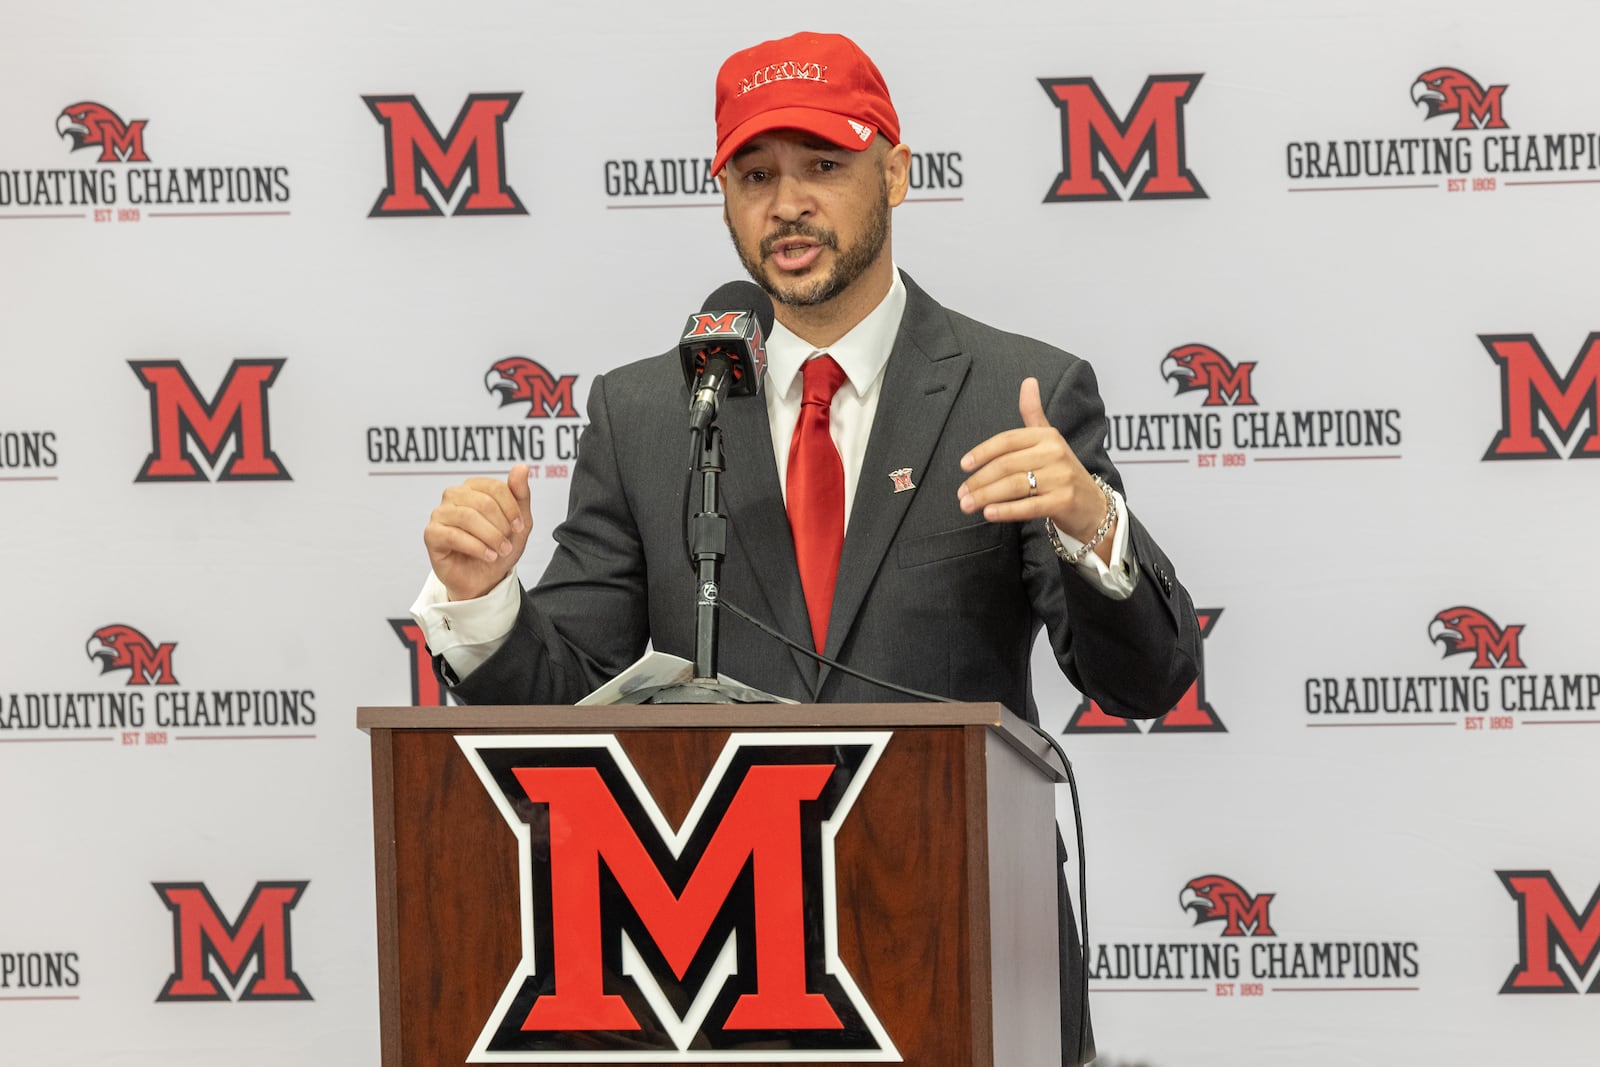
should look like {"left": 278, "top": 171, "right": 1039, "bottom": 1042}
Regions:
{"left": 957, "top": 376, "right": 1115, "bottom": 562}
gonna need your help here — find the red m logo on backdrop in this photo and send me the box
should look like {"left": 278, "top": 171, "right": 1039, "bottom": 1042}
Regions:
{"left": 1039, "top": 74, "right": 1206, "bottom": 202}
{"left": 388, "top": 618, "right": 448, "bottom": 706}
{"left": 153, "top": 881, "right": 311, "bottom": 1001}
{"left": 459, "top": 733, "right": 895, "bottom": 1058}
{"left": 1067, "top": 609, "right": 1223, "bottom": 733}
{"left": 364, "top": 93, "right": 527, "bottom": 217}
{"left": 1480, "top": 333, "right": 1600, "bottom": 460}
{"left": 129, "top": 359, "right": 290, "bottom": 481}
{"left": 1498, "top": 871, "right": 1600, "bottom": 994}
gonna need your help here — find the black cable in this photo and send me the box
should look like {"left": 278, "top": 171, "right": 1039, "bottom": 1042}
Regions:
{"left": 681, "top": 426, "right": 702, "bottom": 572}
{"left": 1022, "top": 718, "right": 1092, "bottom": 1066}
{"left": 717, "top": 594, "right": 956, "bottom": 704}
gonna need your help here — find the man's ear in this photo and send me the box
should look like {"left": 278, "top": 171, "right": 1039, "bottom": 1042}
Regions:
{"left": 882, "top": 141, "right": 911, "bottom": 207}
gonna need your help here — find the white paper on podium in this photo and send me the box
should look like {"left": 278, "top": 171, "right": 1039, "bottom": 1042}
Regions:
{"left": 576, "top": 651, "right": 796, "bottom": 705}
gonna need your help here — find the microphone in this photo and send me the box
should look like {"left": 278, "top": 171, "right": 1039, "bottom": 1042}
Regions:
{"left": 679, "top": 281, "right": 773, "bottom": 433}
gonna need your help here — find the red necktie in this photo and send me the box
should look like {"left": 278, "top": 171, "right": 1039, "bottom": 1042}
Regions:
{"left": 787, "top": 355, "right": 847, "bottom": 652}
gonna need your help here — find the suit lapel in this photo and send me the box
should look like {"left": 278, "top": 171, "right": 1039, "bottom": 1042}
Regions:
{"left": 714, "top": 389, "right": 819, "bottom": 691}
{"left": 820, "top": 277, "right": 970, "bottom": 681}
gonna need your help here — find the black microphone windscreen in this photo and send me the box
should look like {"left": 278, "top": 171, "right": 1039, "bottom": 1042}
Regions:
{"left": 700, "top": 280, "right": 775, "bottom": 339}
{"left": 680, "top": 280, "right": 773, "bottom": 412}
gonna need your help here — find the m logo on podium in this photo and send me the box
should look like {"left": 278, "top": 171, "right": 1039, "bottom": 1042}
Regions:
{"left": 458, "top": 733, "right": 898, "bottom": 1060}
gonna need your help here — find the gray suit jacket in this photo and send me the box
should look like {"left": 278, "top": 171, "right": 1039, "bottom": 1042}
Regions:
{"left": 455, "top": 272, "right": 1200, "bottom": 721}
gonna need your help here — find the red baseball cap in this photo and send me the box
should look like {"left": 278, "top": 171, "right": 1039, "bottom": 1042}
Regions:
{"left": 712, "top": 31, "right": 901, "bottom": 176}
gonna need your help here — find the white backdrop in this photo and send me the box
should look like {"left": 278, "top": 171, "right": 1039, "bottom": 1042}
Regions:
{"left": 2, "top": 2, "right": 1597, "bottom": 1065}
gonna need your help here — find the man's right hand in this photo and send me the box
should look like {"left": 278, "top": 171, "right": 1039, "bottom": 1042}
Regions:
{"left": 423, "top": 463, "right": 534, "bottom": 601}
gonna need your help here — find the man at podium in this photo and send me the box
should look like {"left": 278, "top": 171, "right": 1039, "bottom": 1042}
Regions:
{"left": 411, "top": 31, "right": 1201, "bottom": 1066}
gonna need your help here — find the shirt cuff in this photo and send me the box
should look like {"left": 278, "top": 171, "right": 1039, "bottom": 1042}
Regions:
{"left": 408, "top": 571, "right": 522, "bottom": 680}
{"left": 1051, "top": 488, "right": 1139, "bottom": 600}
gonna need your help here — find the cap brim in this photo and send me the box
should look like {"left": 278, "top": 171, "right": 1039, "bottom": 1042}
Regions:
{"left": 712, "top": 106, "right": 877, "bottom": 176}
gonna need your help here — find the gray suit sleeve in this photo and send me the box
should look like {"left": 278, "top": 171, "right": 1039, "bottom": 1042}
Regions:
{"left": 1031, "top": 357, "right": 1201, "bottom": 718}
{"left": 452, "top": 372, "right": 652, "bottom": 705}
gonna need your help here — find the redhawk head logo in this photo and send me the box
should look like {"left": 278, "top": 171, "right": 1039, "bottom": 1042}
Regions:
{"left": 1180, "top": 874, "right": 1275, "bottom": 937}
{"left": 1411, "top": 68, "right": 1508, "bottom": 130}
{"left": 85, "top": 624, "right": 179, "bottom": 686}
{"left": 484, "top": 357, "right": 580, "bottom": 419}
{"left": 1160, "top": 344, "right": 1257, "bottom": 406}
{"left": 1429, "top": 606, "right": 1526, "bottom": 669}
{"left": 57, "top": 101, "right": 150, "bottom": 163}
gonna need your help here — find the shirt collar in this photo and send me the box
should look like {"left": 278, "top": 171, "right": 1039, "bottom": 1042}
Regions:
{"left": 764, "top": 268, "right": 907, "bottom": 401}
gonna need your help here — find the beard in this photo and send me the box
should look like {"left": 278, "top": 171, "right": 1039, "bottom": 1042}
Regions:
{"left": 726, "top": 177, "right": 891, "bottom": 308}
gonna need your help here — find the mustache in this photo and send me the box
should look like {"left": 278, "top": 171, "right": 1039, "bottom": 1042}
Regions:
{"left": 759, "top": 223, "right": 838, "bottom": 259}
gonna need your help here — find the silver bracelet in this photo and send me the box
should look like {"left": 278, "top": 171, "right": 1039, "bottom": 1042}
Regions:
{"left": 1044, "top": 474, "right": 1117, "bottom": 566}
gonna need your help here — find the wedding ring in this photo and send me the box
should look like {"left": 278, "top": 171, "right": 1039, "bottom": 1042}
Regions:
{"left": 1026, "top": 470, "right": 1038, "bottom": 497}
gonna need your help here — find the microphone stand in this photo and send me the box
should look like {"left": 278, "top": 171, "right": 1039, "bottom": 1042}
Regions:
{"left": 634, "top": 423, "right": 780, "bottom": 704}
{"left": 689, "top": 427, "right": 728, "bottom": 683}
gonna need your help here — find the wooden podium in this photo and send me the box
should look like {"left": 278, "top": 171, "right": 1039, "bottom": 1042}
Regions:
{"left": 358, "top": 702, "right": 1066, "bottom": 1066}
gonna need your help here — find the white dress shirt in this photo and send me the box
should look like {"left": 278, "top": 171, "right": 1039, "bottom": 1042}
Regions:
{"left": 413, "top": 268, "right": 1137, "bottom": 680}
{"left": 760, "top": 265, "right": 903, "bottom": 530}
